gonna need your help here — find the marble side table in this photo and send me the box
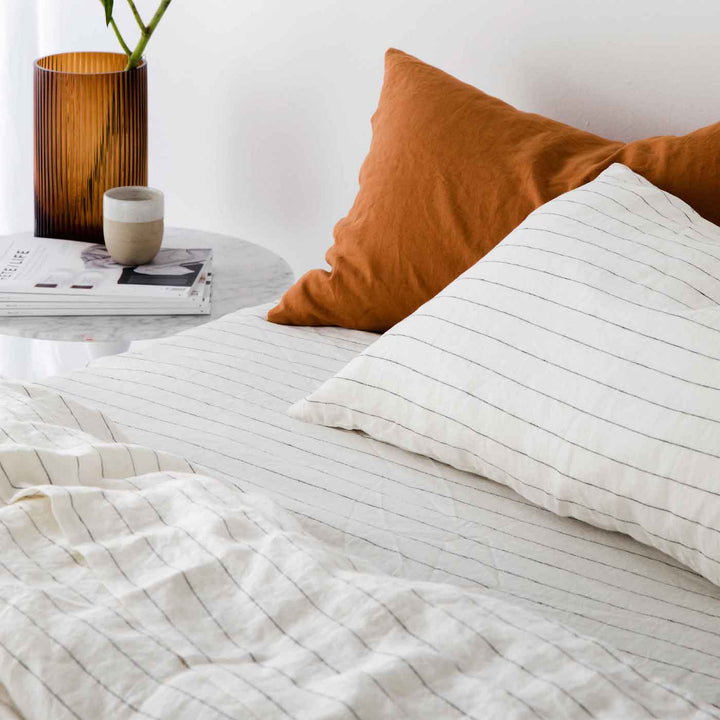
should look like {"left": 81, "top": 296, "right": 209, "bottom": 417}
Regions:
{"left": 0, "top": 228, "right": 293, "bottom": 380}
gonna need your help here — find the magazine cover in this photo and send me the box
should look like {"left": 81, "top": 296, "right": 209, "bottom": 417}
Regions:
{"left": 0, "top": 236, "right": 211, "bottom": 297}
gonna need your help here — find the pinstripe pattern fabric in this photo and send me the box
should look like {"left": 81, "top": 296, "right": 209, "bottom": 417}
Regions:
{"left": 292, "top": 162, "right": 720, "bottom": 599}
{"left": 34, "top": 305, "right": 720, "bottom": 710}
{"left": 0, "top": 384, "right": 717, "bottom": 717}
{"left": 33, "top": 169, "right": 720, "bottom": 705}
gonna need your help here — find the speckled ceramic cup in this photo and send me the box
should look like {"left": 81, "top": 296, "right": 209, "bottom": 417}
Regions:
{"left": 103, "top": 186, "right": 164, "bottom": 265}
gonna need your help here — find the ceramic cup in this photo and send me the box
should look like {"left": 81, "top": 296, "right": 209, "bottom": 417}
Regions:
{"left": 103, "top": 186, "right": 164, "bottom": 265}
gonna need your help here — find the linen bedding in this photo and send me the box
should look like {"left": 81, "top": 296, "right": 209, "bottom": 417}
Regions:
{"left": 30, "top": 303, "right": 720, "bottom": 712}
{"left": 0, "top": 385, "right": 716, "bottom": 719}
{"left": 291, "top": 162, "right": 720, "bottom": 592}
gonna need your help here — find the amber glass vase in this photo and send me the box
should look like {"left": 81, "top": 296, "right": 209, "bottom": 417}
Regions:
{"left": 34, "top": 52, "right": 147, "bottom": 243}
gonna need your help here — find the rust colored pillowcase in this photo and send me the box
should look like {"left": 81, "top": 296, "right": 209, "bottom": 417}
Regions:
{"left": 268, "top": 48, "right": 720, "bottom": 332}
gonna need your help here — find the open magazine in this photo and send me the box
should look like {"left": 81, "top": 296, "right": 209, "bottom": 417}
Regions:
{"left": 0, "top": 236, "right": 213, "bottom": 316}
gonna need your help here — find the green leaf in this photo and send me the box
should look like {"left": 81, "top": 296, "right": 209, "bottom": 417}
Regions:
{"left": 102, "top": 0, "right": 114, "bottom": 26}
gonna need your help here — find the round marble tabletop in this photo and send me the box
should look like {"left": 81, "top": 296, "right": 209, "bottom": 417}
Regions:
{"left": 0, "top": 228, "right": 294, "bottom": 342}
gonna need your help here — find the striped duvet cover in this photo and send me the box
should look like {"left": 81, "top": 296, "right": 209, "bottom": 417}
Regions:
{"left": 17, "top": 303, "right": 718, "bottom": 715}
{"left": 0, "top": 381, "right": 713, "bottom": 718}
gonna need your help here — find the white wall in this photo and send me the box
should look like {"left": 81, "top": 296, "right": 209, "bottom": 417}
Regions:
{"left": 0, "top": 1, "right": 37, "bottom": 236}
{"left": 8, "top": 0, "right": 720, "bottom": 276}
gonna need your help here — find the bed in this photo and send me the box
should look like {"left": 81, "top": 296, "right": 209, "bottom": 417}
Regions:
{"left": 18, "top": 302, "right": 717, "bottom": 716}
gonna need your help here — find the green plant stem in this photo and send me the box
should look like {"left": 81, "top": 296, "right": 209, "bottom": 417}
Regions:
{"left": 98, "top": 0, "right": 132, "bottom": 57}
{"left": 125, "top": 0, "right": 145, "bottom": 32}
{"left": 109, "top": 17, "right": 132, "bottom": 56}
{"left": 125, "top": 0, "right": 172, "bottom": 70}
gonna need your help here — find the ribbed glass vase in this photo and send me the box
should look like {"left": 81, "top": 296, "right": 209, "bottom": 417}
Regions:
{"left": 34, "top": 52, "right": 147, "bottom": 243}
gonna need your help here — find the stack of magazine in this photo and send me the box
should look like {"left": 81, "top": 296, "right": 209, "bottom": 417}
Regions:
{"left": 0, "top": 237, "right": 212, "bottom": 316}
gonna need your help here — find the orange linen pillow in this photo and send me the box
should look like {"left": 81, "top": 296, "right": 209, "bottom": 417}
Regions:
{"left": 268, "top": 48, "right": 720, "bottom": 332}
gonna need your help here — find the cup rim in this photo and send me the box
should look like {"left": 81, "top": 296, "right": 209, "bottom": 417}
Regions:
{"left": 104, "top": 186, "right": 164, "bottom": 203}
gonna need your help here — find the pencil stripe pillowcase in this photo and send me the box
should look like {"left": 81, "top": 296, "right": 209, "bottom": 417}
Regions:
{"left": 290, "top": 163, "right": 720, "bottom": 586}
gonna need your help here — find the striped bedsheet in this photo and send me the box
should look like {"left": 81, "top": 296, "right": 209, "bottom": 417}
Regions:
{"left": 0, "top": 382, "right": 715, "bottom": 719}
{"left": 41, "top": 303, "right": 720, "bottom": 708}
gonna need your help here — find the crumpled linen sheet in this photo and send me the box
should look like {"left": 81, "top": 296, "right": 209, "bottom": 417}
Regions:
{"left": 0, "top": 381, "right": 713, "bottom": 720}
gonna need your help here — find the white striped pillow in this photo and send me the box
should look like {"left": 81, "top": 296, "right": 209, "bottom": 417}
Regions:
{"left": 290, "top": 163, "right": 720, "bottom": 586}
